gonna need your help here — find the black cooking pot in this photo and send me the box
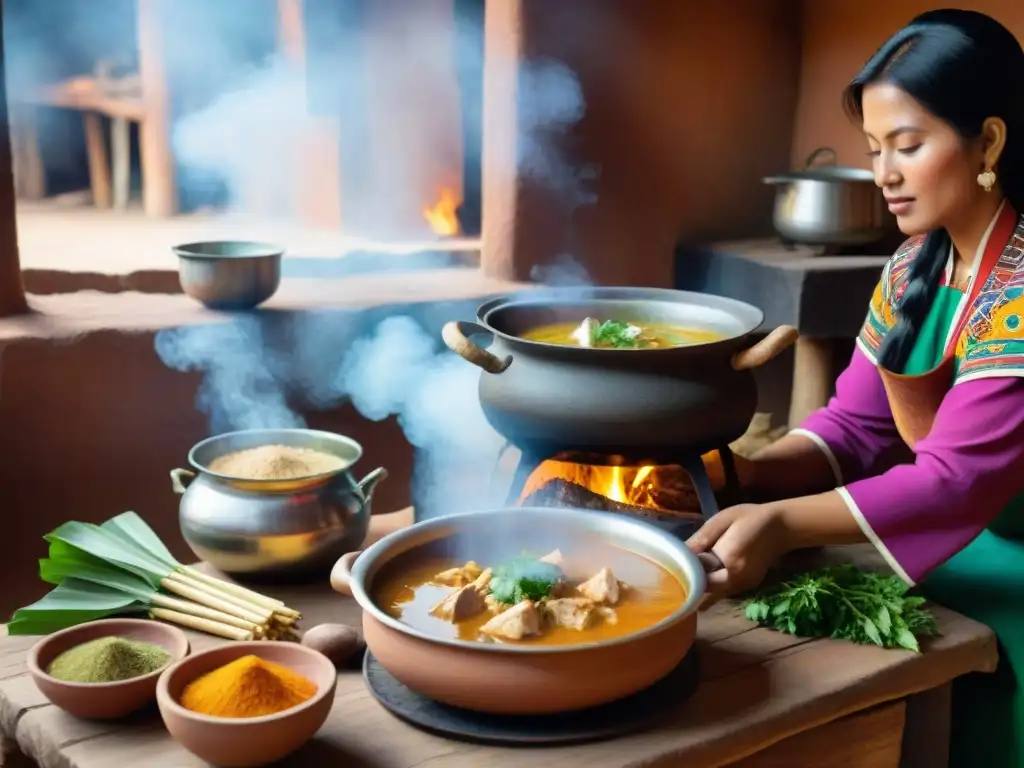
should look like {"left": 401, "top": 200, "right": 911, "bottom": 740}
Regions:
{"left": 443, "top": 288, "right": 797, "bottom": 456}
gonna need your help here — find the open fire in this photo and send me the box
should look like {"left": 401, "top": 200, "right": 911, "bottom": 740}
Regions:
{"left": 518, "top": 457, "right": 704, "bottom": 518}
{"left": 423, "top": 187, "right": 462, "bottom": 236}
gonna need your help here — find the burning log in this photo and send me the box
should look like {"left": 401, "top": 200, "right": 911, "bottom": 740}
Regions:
{"left": 523, "top": 478, "right": 653, "bottom": 515}
{"left": 521, "top": 478, "right": 700, "bottom": 519}
{"left": 519, "top": 459, "right": 705, "bottom": 515}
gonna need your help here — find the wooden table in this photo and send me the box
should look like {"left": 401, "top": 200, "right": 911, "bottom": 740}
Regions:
{"left": 0, "top": 511, "right": 998, "bottom": 767}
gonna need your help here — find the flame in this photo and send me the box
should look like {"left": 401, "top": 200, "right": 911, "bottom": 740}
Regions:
{"left": 518, "top": 459, "right": 697, "bottom": 514}
{"left": 423, "top": 187, "right": 461, "bottom": 236}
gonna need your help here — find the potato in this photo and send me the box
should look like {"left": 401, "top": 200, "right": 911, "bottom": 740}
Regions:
{"left": 301, "top": 623, "right": 365, "bottom": 667}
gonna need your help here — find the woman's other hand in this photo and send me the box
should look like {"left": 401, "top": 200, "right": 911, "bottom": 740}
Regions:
{"left": 686, "top": 503, "right": 790, "bottom": 606}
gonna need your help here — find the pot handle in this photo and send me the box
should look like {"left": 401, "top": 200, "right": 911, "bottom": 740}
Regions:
{"left": 696, "top": 551, "right": 726, "bottom": 609}
{"left": 330, "top": 550, "right": 363, "bottom": 596}
{"left": 442, "top": 320, "right": 513, "bottom": 374}
{"left": 805, "top": 146, "right": 838, "bottom": 168}
{"left": 697, "top": 551, "right": 725, "bottom": 574}
{"left": 732, "top": 325, "right": 799, "bottom": 371}
{"left": 356, "top": 467, "right": 388, "bottom": 503}
{"left": 170, "top": 468, "right": 196, "bottom": 495}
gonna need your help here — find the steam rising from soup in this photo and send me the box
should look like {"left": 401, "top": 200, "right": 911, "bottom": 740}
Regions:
{"left": 521, "top": 317, "right": 723, "bottom": 349}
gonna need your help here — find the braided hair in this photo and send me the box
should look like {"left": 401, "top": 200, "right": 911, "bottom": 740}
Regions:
{"left": 843, "top": 10, "right": 1024, "bottom": 372}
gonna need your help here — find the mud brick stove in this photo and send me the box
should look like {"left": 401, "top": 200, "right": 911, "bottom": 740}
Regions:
{"left": 443, "top": 287, "right": 799, "bottom": 538}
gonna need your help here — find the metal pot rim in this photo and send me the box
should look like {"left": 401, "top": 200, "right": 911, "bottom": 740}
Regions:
{"left": 186, "top": 428, "right": 364, "bottom": 484}
{"left": 173, "top": 240, "right": 285, "bottom": 260}
{"left": 765, "top": 168, "right": 875, "bottom": 183}
{"left": 347, "top": 507, "right": 707, "bottom": 655}
{"left": 475, "top": 287, "right": 765, "bottom": 354}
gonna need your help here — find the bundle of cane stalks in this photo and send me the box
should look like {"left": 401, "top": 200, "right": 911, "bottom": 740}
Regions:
{"left": 7, "top": 512, "right": 302, "bottom": 642}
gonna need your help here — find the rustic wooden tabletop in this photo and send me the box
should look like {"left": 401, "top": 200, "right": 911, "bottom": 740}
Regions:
{"left": 0, "top": 510, "right": 998, "bottom": 768}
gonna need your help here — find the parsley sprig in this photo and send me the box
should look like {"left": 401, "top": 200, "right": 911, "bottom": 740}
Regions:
{"left": 488, "top": 557, "right": 562, "bottom": 605}
{"left": 592, "top": 320, "right": 645, "bottom": 349}
{"left": 740, "top": 565, "right": 939, "bottom": 652}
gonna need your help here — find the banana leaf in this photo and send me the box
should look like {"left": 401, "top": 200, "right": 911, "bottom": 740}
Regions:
{"left": 100, "top": 512, "right": 179, "bottom": 570}
{"left": 7, "top": 579, "right": 146, "bottom": 636}
{"left": 39, "top": 557, "right": 155, "bottom": 600}
{"left": 45, "top": 521, "right": 172, "bottom": 582}
{"left": 44, "top": 537, "right": 159, "bottom": 589}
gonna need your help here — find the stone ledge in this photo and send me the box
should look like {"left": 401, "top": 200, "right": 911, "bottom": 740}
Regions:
{"left": 20, "top": 245, "right": 482, "bottom": 296}
{"left": 0, "top": 269, "right": 530, "bottom": 341}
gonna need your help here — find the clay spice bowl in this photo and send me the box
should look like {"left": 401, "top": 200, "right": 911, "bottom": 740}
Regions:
{"left": 28, "top": 618, "right": 190, "bottom": 720}
{"left": 157, "top": 641, "right": 337, "bottom": 767}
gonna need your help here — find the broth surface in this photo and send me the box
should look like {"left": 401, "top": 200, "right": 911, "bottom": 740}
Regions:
{"left": 521, "top": 319, "right": 722, "bottom": 349}
{"left": 374, "top": 542, "right": 688, "bottom": 646}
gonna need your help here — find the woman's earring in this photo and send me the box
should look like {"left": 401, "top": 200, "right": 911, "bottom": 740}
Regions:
{"left": 978, "top": 169, "right": 997, "bottom": 192}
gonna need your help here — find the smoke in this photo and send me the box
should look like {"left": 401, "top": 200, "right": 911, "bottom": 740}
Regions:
{"left": 155, "top": 312, "right": 507, "bottom": 517}
{"left": 338, "top": 316, "right": 504, "bottom": 461}
{"left": 166, "top": 5, "right": 596, "bottom": 239}
{"left": 140, "top": 1, "right": 597, "bottom": 515}
{"left": 155, "top": 318, "right": 303, "bottom": 434}
{"left": 172, "top": 56, "right": 312, "bottom": 219}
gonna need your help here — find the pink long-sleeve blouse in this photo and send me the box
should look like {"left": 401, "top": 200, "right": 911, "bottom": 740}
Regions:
{"left": 796, "top": 347, "right": 1024, "bottom": 584}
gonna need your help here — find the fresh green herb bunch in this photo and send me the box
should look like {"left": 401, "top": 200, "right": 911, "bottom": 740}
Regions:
{"left": 740, "top": 564, "right": 939, "bottom": 652}
{"left": 592, "top": 320, "right": 643, "bottom": 349}
{"left": 488, "top": 557, "right": 562, "bottom": 605}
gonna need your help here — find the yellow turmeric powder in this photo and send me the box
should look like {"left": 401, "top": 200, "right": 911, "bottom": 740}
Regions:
{"left": 180, "top": 654, "right": 317, "bottom": 718}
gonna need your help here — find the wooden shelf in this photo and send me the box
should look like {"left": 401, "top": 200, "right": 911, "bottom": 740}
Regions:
{"left": 10, "top": 77, "right": 145, "bottom": 121}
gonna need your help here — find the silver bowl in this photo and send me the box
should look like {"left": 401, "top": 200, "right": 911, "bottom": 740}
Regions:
{"left": 171, "top": 428, "right": 387, "bottom": 581}
{"left": 174, "top": 240, "right": 283, "bottom": 311}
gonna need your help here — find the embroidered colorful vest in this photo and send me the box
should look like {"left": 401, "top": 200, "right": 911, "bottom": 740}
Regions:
{"left": 859, "top": 213, "right": 1024, "bottom": 383}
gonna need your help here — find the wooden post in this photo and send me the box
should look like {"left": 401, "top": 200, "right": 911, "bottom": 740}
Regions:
{"left": 0, "top": 0, "right": 29, "bottom": 317}
{"left": 136, "top": 0, "right": 177, "bottom": 217}
{"left": 9, "top": 106, "right": 45, "bottom": 201}
{"left": 479, "top": 0, "right": 523, "bottom": 279}
{"left": 83, "top": 113, "right": 113, "bottom": 209}
{"left": 111, "top": 117, "right": 131, "bottom": 209}
{"left": 788, "top": 337, "right": 834, "bottom": 428}
{"left": 279, "top": 0, "right": 342, "bottom": 230}
{"left": 277, "top": 0, "right": 306, "bottom": 61}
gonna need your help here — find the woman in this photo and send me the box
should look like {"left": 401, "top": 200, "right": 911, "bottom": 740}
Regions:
{"left": 689, "top": 9, "right": 1024, "bottom": 765}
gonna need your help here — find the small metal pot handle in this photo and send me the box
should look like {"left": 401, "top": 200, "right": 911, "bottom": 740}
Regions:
{"left": 355, "top": 467, "right": 388, "bottom": 503}
{"left": 697, "top": 551, "right": 725, "bottom": 574}
{"left": 732, "top": 325, "right": 799, "bottom": 371}
{"left": 170, "top": 468, "right": 196, "bottom": 495}
{"left": 330, "top": 550, "right": 363, "bottom": 596}
{"left": 442, "top": 321, "right": 513, "bottom": 374}
{"left": 804, "top": 146, "right": 838, "bottom": 169}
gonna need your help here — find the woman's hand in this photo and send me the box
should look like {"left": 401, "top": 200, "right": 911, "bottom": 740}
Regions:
{"left": 686, "top": 503, "right": 791, "bottom": 606}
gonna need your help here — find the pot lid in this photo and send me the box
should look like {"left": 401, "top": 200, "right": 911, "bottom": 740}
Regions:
{"left": 765, "top": 167, "right": 875, "bottom": 183}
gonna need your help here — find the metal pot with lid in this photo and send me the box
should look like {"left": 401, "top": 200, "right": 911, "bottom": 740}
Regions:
{"left": 764, "top": 147, "right": 891, "bottom": 246}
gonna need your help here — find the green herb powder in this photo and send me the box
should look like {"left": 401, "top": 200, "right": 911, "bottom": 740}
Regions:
{"left": 47, "top": 636, "right": 170, "bottom": 683}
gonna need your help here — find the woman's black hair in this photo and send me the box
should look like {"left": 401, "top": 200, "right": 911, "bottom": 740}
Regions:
{"left": 843, "top": 9, "right": 1024, "bottom": 371}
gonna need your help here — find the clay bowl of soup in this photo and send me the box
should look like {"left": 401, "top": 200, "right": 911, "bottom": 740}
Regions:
{"left": 442, "top": 287, "right": 798, "bottom": 456}
{"left": 330, "top": 506, "right": 708, "bottom": 715}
